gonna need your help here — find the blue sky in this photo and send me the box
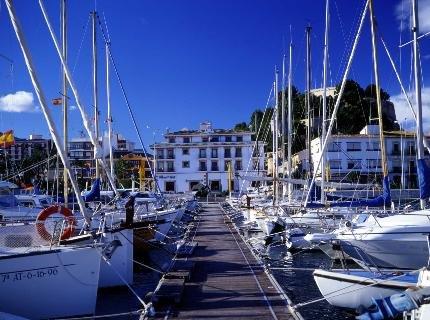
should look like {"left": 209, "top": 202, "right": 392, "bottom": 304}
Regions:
{"left": 0, "top": 0, "right": 429, "bottom": 147}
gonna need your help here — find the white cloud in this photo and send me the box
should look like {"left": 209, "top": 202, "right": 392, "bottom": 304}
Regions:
{"left": 396, "top": 0, "right": 430, "bottom": 33}
{"left": 391, "top": 87, "right": 430, "bottom": 133}
{"left": 0, "top": 91, "right": 39, "bottom": 113}
{"left": 69, "top": 105, "right": 77, "bottom": 111}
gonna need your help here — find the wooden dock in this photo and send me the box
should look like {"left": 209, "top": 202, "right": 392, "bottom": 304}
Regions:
{"left": 157, "top": 203, "right": 301, "bottom": 320}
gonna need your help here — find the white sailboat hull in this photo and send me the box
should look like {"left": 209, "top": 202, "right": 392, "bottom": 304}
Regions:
{"left": 98, "top": 229, "right": 134, "bottom": 288}
{"left": 0, "top": 245, "right": 101, "bottom": 319}
{"left": 313, "top": 269, "right": 416, "bottom": 309}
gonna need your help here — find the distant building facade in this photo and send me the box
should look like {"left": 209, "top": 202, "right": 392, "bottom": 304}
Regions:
{"left": 1, "top": 134, "right": 53, "bottom": 162}
{"left": 292, "top": 125, "right": 427, "bottom": 189}
{"left": 151, "top": 121, "right": 266, "bottom": 193}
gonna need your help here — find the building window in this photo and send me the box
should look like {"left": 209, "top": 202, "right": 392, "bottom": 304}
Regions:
{"left": 366, "top": 159, "right": 381, "bottom": 169}
{"left": 167, "top": 161, "right": 174, "bottom": 172}
{"left": 165, "top": 181, "right": 175, "bottom": 192}
{"left": 210, "top": 136, "right": 219, "bottom": 142}
{"left": 392, "top": 160, "right": 401, "bottom": 173}
{"left": 202, "top": 137, "right": 209, "bottom": 143}
{"left": 407, "top": 142, "right": 416, "bottom": 155}
{"left": 211, "top": 148, "right": 218, "bottom": 158}
{"left": 157, "top": 149, "right": 164, "bottom": 159}
{"left": 210, "top": 180, "right": 221, "bottom": 191}
{"left": 253, "top": 160, "right": 259, "bottom": 170}
{"left": 168, "top": 137, "right": 175, "bottom": 143}
{"left": 366, "top": 142, "right": 380, "bottom": 151}
{"left": 328, "top": 142, "right": 341, "bottom": 152}
{"left": 347, "top": 160, "right": 361, "bottom": 169}
{"left": 211, "top": 161, "right": 219, "bottom": 171}
{"left": 346, "top": 142, "right": 361, "bottom": 152}
{"left": 199, "top": 148, "right": 207, "bottom": 158}
{"left": 182, "top": 161, "right": 190, "bottom": 168}
{"left": 224, "top": 148, "right": 231, "bottom": 158}
{"left": 224, "top": 160, "right": 232, "bottom": 171}
{"left": 235, "top": 160, "right": 242, "bottom": 170}
{"left": 392, "top": 142, "right": 400, "bottom": 155}
{"left": 199, "top": 161, "right": 207, "bottom": 171}
{"left": 236, "top": 136, "right": 243, "bottom": 142}
{"left": 329, "top": 160, "right": 342, "bottom": 169}
{"left": 182, "top": 148, "right": 189, "bottom": 155}
{"left": 225, "top": 136, "right": 232, "bottom": 142}
{"left": 167, "top": 149, "right": 174, "bottom": 159}
{"left": 157, "top": 162, "right": 164, "bottom": 172}
{"left": 183, "top": 137, "right": 190, "bottom": 143}
{"left": 235, "top": 147, "right": 242, "bottom": 157}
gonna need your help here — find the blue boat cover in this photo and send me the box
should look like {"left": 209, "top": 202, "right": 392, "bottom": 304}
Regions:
{"left": 418, "top": 158, "right": 430, "bottom": 199}
{"left": 306, "top": 176, "right": 391, "bottom": 208}
{"left": 83, "top": 178, "right": 100, "bottom": 202}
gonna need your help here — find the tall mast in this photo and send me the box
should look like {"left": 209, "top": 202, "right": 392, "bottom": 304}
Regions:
{"left": 5, "top": 0, "right": 90, "bottom": 224}
{"left": 92, "top": 11, "right": 100, "bottom": 179}
{"left": 369, "top": 0, "right": 389, "bottom": 209}
{"left": 273, "top": 68, "right": 279, "bottom": 206}
{"left": 61, "top": 0, "right": 68, "bottom": 206}
{"left": 304, "top": 0, "right": 369, "bottom": 207}
{"left": 305, "top": 25, "right": 313, "bottom": 182}
{"left": 321, "top": 0, "right": 329, "bottom": 205}
{"left": 281, "top": 54, "right": 286, "bottom": 198}
{"left": 106, "top": 41, "right": 114, "bottom": 181}
{"left": 412, "top": 0, "right": 426, "bottom": 209}
{"left": 287, "top": 39, "right": 293, "bottom": 204}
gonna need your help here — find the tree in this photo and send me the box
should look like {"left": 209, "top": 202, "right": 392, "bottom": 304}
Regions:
{"left": 233, "top": 122, "right": 249, "bottom": 131}
{"left": 364, "top": 84, "right": 390, "bottom": 101}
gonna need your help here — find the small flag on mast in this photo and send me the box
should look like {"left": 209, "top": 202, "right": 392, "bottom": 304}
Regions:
{"left": 52, "top": 97, "right": 62, "bottom": 105}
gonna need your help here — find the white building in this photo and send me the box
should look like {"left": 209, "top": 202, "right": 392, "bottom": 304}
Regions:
{"left": 152, "top": 121, "right": 266, "bottom": 193}
{"left": 293, "top": 125, "right": 428, "bottom": 189}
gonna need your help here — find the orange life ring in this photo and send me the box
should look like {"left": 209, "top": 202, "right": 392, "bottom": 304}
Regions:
{"left": 36, "top": 205, "right": 76, "bottom": 241}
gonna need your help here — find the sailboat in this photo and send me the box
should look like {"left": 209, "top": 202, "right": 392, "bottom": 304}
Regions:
{"left": 312, "top": 0, "right": 430, "bottom": 312}
{"left": 0, "top": 1, "right": 104, "bottom": 318}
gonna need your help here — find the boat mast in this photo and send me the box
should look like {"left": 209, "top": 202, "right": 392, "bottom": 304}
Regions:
{"left": 304, "top": 0, "right": 369, "bottom": 207}
{"left": 369, "top": 0, "right": 389, "bottom": 209}
{"left": 106, "top": 41, "right": 115, "bottom": 181}
{"left": 39, "top": 0, "right": 119, "bottom": 197}
{"left": 5, "top": 0, "right": 90, "bottom": 224}
{"left": 287, "top": 38, "right": 293, "bottom": 204}
{"left": 305, "top": 25, "right": 313, "bottom": 186}
{"left": 321, "top": 0, "right": 329, "bottom": 205}
{"left": 273, "top": 68, "right": 279, "bottom": 206}
{"left": 92, "top": 11, "right": 100, "bottom": 179}
{"left": 61, "top": 0, "right": 68, "bottom": 206}
{"left": 412, "top": 0, "right": 426, "bottom": 209}
{"left": 281, "top": 54, "right": 286, "bottom": 199}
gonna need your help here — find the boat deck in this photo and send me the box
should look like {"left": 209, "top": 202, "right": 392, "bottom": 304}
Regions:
{"left": 165, "top": 202, "right": 300, "bottom": 320}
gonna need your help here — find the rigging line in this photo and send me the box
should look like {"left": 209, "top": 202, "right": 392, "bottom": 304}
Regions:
{"left": 102, "top": 11, "right": 111, "bottom": 43}
{"left": 239, "top": 85, "right": 274, "bottom": 197}
{"left": 95, "top": 16, "right": 161, "bottom": 194}
{"left": 399, "top": 30, "right": 430, "bottom": 48}
{"left": 71, "top": 15, "right": 90, "bottom": 75}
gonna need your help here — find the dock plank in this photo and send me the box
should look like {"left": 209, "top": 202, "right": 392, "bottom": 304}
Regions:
{"left": 172, "top": 203, "right": 300, "bottom": 320}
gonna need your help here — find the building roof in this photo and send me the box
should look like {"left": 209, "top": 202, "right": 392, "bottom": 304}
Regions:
{"left": 165, "top": 128, "right": 253, "bottom": 136}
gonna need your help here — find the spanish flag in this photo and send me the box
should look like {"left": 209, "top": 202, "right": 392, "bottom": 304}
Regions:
{"left": 0, "top": 130, "right": 14, "bottom": 147}
{"left": 52, "top": 97, "right": 62, "bottom": 105}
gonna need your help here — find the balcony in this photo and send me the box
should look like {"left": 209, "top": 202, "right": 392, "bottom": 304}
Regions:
{"left": 167, "top": 155, "right": 175, "bottom": 159}
{"left": 166, "top": 168, "right": 175, "bottom": 172}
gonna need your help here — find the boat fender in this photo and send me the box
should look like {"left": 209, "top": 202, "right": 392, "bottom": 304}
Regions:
{"left": 36, "top": 205, "right": 76, "bottom": 241}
